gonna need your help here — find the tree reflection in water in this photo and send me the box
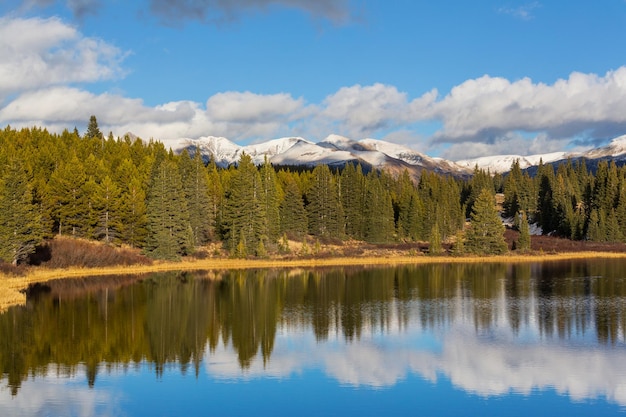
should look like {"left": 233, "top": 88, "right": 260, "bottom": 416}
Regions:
{"left": 1, "top": 260, "right": 625, "bottom": 396}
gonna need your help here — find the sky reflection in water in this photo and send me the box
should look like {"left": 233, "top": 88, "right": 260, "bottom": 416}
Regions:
{"left": 1, "top": 261, "right": 626, "bottom": 416}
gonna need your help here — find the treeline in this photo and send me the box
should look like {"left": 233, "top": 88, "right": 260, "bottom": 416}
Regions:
{"left": 503, "top": 158, "right": 626, "bottom": 242}
{"left": 0, "top": 123, "right": 467, "bottom": 262}
{"left": 1, "top": 122, "right": 626, "bottom": 264}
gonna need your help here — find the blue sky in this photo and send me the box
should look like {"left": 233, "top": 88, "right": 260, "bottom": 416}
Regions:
{"left": 1, "top": 0, "right": 626, "bottom": 159}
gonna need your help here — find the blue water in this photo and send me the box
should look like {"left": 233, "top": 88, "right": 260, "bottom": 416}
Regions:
{"left": 1, "top": 262, "right": 626, "bottom": 416}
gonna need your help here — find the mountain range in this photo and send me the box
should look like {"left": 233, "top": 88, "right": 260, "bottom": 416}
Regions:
{"left": 175, "top": 133, "right": 626, "bottom": 177}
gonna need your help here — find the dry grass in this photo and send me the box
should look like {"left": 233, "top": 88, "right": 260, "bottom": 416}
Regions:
{"left": 3, "top": 250, "right": 626, "bottom": 313}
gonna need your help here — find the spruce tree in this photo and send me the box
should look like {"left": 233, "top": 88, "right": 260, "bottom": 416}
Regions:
{"left": 340, "top": 163, "right": 367, "bottom": 240}
{"left": 85, "top": 115, "right": 103, "bottom": 140}
{"left": 221, "top": 153, "right": 266, "bottom": 257}
{"left": 46, "top": 153, "right": 90, "bottom": 237}
{"left": 306, "top": 164, "right": 344, "bottom": 239}
{"left": 279, "top": 177, "right": 308, "bottom": 238}
{"left": 92, "top": 175, "right": 122, "bottom": 243}
{"left": 144, "top": 158, "right": 191, "bottom": 260}
{"left": 179, "top": 150, "right": 212, "bottom": 248}
{"left": 0, "top": 159, "right": 44, "bottom": 264}
{"left": 465, "top": 188, "right": 508, "bottom": 255}
{"left": 364, "top": 173, "right": 395, "bottom": 243}
{"left": 428, "top": 222, "right": 443, "bottom": 255}
{"left": 259, "top": 157, "right": 282, "bottom": 243}
{"left": 516, "top": 211, "right": 531, "bottom": 252}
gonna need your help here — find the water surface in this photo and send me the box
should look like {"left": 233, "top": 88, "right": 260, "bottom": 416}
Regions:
{"left": 1, "top": 260, "right": 626, "bottom": 416}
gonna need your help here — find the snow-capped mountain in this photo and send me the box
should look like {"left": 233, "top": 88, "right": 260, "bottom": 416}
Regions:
{"left": 456, "top": 152, "right": 568, "bottom": 173}
{"left": 175, "top": 133, "right": 626, "bottom": 177}
{"left": 176, "top": 134, "right": 470, "bottom": 178}
{"left": 457, "top": 134, "right": 626, "bottom": 174}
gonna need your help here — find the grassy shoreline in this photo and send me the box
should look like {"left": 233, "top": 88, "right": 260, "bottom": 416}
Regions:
{"left": 2, "top": 251, "right": 626, "bottom": 312}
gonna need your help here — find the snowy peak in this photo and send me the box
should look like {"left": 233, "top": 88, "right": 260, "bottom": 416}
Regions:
{"left": 175, "top": 134, "right": 470, "bottom": 177}
{"left": 456, "top": 152, "right": 568, "bottom": 174}
{"left": 175, "top": 133, "right": 626, "bottom": 176}
{"left": 584, "top": 134, "right": 626, "bottom": 159}
{"left": 241, "top": 137, "right": 312, "bottom": 161}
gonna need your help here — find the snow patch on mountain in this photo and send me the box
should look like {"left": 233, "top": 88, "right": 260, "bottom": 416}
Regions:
{"left": 584, "top": 134, "right": 626, "bottom": 159}
{"left": 457, "top": 152, "right": 567, "bottom": 173}
{"left": 270, "top": 140, "right": 356, "bottom": 166}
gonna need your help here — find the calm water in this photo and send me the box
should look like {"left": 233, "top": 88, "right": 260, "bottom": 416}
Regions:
{"left": 1, "top": 260, "right": 626, "bottom": 416}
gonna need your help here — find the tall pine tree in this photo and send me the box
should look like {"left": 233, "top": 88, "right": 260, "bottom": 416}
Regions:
{"left": 0, "top": 158, "right": 44, "bottom": 264}
{"left": 465, "top": 188, "right": 508, "bottom": 255}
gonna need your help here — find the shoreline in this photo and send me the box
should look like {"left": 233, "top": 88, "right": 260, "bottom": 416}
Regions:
{"left": 2, "top": 251, "right": 626, "bottom": 312}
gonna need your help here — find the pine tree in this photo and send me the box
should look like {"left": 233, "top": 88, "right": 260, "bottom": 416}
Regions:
{"left": 396, "top": 170, "right": 422, "bottom": 241}
{"left": 279, "top": 176, "right": 308, "bottom": 238}
{"left": 85, "top": 115, "right": 103, "bottom": 140}
{"left": 340, "top": 163, "right": 367, "bottom": 240}
{"left": 364, "top": 173, "right": 395, "bottom": 243}
{"left": 221, "top": 153, "right": 266, "bottom": 257}
{"left": 46, "top": 153, "right": 90, "bottom": 237}
{"left": 465, "top": 188, "right": 508, "bottom": 255}
{"left": 0, "top": 159, "right": 44, "bottom": 264}
{"left": 179, "top": 150, "right": 212, "bottom": 248}
{"left": 428, "top": 222, "right": 443, "bottom": 255}
{"left": 306, "top": 165, "right": 344, "bottom": 239}
{"left": 516, "top": 211, "right": 531, "bottom": 252}
{"left": 92, "top": 175, "right": 122, "bottom": 243}
{"left": 206, "top": 157, "right": 224, "bottom": 241}
{"left": 259, "top": 157, "right": 282, "bottom": 243}
{"left": 144, "top": 158, "right": 191, "bottom": 260}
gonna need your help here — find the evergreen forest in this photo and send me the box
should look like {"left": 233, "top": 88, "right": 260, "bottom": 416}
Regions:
{"left": 1, "top": 122, "right": 626, "bottom": 264}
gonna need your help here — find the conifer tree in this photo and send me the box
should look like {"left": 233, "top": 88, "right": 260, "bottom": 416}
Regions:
{"left": 306, "top": 164, "right": 344, "bottom": 239}
{"left": 206, "top": 157, "right": 224, "bottom": 241}
{"left": 516, "top": 211, "right": 531, "bottom": 252}
{"left": 279, "top": 177, "right": 308, "bottom": 238}
{"left": 465, "top": 188, "right": 507, "bottom": 255}
{"left": 179, "top": 150, "right": 212, "bottom": 248}
{"left": 428, "top": 223, "right": 443, "bottom": 255}
{"left": 340, "top": 163, "right": 367, "bottom": 240}
{"left": 46, "top": 153, "right": 90, "bottom": 237}
{"left": 92, "top": 175, "right": 122, "bottom": 243}
{"left": 222, "top": 153, "right": 266, "bottom": 257}
{"left": 259, "top": 157, "right": 282, "bottom": 243}
{"left": 396, "top": 170, "right": 422, "bottom": 241}
{"left": 364, "top": 173, "right": 395, "bottom": 243}
{"left": 85, "top": 115, "right": 103, "bottom": 140}
{"left": 144, "top": 158, "right": 191, "bottom": 260}
{"left": 0, "top": 159, "right": 44, "bottom": 264}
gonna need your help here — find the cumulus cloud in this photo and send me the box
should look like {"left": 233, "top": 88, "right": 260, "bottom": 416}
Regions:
{"left": 0, "top": 16, "right": 126, "bottom": 102}
{"left": 148, "top": 0, "right": 355, "bottom": 25}
{"left": 2, "top": 15, "right": 626, "bottom": 158}
{"left": 320, "top": 83, "right": 436, "bottom": 139}
{"left": 206, "top": 91, "right": 305, "bottom": 123}
{"left": 0, "top": 86, "right": 312, "bottom": 146}
{"left": 441, "top": 133, "right": 573, "bottom": 161}
{"left": 429, "top": 68, "right": 626, "bottom": 148}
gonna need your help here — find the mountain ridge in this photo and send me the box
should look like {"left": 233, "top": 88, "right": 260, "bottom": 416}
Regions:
{"left": 174, "top": 133, "right": 626, "bottom": 176}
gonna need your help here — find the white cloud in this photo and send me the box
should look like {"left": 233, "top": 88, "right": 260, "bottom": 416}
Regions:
{"left": 0, "top": 16, "right": 126, "bottom": 102}
{"left": 319, "top": 83, "right": 436, "bottom": 139}
{"left": 2, "top": 15, "right": 626, "bottom": 159}
{"left": 440, "top": 133, "right": 573, "bottom": 161}
{"left": 430, "top": 68, "right": 626, "bottom": 147}
{"left": 206, "top": 91, "right": 305, "bottom": 123}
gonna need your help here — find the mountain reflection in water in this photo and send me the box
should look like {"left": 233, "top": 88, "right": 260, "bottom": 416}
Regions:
{"left": 1, "top": 260, "right": 626, "bottom": 409}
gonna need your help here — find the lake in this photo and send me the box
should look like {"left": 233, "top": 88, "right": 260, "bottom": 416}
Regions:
{"left": 1, "top": 260, "right": 626, "bottom": 416}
